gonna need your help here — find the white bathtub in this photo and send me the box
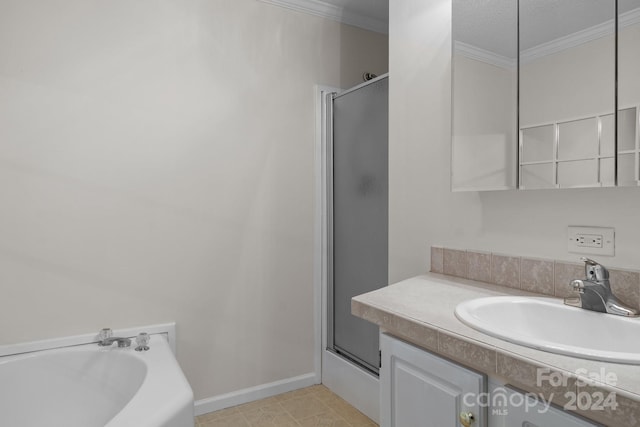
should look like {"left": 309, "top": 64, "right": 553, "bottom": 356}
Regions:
{"left": 0, "top": 333, "right": 194, "bottom": 427}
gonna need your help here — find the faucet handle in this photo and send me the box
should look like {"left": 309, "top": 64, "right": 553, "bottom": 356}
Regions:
{"left": 579, "top": 257, "right": 609, "bottom": 281}
{"left": 571, "top": 279, "right": 585, "bottom": 293}
{"left": 135, "top": 332, "right": 150, "bottom": 352}
{"left": 98, "top": 328, "right": 113, "bottom": 342}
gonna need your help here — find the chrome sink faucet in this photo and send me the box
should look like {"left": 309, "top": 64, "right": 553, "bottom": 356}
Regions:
{"left": 565, "top": 257, "right": 639, "bottom": 317}
{"left": 97, "top": 328, "right": 132, "bottom": 348}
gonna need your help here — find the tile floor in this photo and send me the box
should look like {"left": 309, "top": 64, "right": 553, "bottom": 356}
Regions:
{"left": 195, "top": 385, "right": 378, "bottom": 427}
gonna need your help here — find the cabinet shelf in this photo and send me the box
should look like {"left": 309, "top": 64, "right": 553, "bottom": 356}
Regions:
{"left": 519, "top": 107, "right": 640, "bottom": 189}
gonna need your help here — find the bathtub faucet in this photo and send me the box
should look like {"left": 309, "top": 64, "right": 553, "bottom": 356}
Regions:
{"left": 97, "top": 328, "right": 132, "bottom": 348}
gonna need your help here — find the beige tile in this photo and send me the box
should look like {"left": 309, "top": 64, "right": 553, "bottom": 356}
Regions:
{"left": 496, "top": 353, "right": 575, "bottom": 408}
{"left": 274, "top": 387, "right": 315, "bottom": 402}
{"left": 388, "top": 314, "right": 439, "bottom": 352}
{"left": 430, "top": 246, "right": 444, "bottom": 273}
{"left": 235, "top": 396, "right": 280, "bottom": 412}
{"left": 443, "top": 248, "right": 467, "bottom": 278}
{"left": 351, "top": 302, "right": 393, "bottom": 329}
{"left": 520, "top": 257, "right": 554, "bottom": 295}
{"left": 298, "top": 410, "right": 351, "bottom": 427}
{"left": 304, "top": 385, "right": 332, "bottom": 397}
{"left": 349, "top": 419, "right": 378, "bottom": 427}
{"left": 198, "top": 413, "right": 250, "bottom": 427}
{"left": 609, "top": 268, "right": 640, "bottom": 311}
{"left": 355, "top": 304, "right": 438, "bottom": 355}
{"left": 243, "top": 403, "right": 298, "bottom": 426}
{"left": 310, "top": 388, "right": 347, "bottom": 407}
{"left": 197, "top": 406, "right": 240, "bottom": 422}
{"left": 241, "top": 402, "right": 284, "bottom": 420}
{"left": 491, "top": 254, "right": 520, "bottom": 288}
{"left": 330, "top": 400, "right": 376, "bottom": 425}
{"left": 467, "top": 250, "right": 491, "bottom": 283}
{"left": 437, "top": 332, "right": 496, "bottom": 373}
{"left": 280, "top": 396, "right": 329, "bottom": 420}
{"left": 197, "top": 386, "right": 379, "bottom": 427}
{"left": 554, "top": 261, "right": 584, "bottom": 298}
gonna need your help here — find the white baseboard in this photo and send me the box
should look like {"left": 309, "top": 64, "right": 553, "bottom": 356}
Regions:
{"left": 194, "top": 373, "right": 318, "bottom": 416}
{"left": 322, "top": 350, "right": 380, "bottom": 423}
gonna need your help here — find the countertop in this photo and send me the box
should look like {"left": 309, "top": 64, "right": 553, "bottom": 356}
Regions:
{"left": 352, "top": 273, "right": 640, "bottom": 426}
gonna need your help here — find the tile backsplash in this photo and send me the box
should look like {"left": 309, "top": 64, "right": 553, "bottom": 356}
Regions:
{"left": 430, "top": 246, "right": 640, "bottom": 311}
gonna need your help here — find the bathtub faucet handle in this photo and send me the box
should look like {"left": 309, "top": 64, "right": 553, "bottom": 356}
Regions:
{"left": 135, "top": 332, "right": 150, "bottom": 352}
{"left": 98, "top": 328, "right": 113, "bottom": 343}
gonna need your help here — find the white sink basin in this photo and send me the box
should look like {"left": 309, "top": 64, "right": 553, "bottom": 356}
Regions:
{"left": 455, "top": 296, "right": 640, "bottom": 364}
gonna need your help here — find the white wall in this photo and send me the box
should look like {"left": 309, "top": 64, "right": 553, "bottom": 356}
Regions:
{"left": 520, "top": 35, "right": 615, "bottom": 127}
{"left": 389, "top": 0, "right": 640, "bottom": 285}
{"left": 388, "top": 0, "right": 483, "bottom": 281}
{"left": 0, "top": 0, "right": 388, "bottom": 400}
{"left": 520, "top": 22, "right": 640, "bottom": 124}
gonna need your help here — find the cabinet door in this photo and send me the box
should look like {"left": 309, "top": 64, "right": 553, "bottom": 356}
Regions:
{"left": 380, "top": 334, "right": 486, "bottom": 427}
{"left": 487, "top": 383, "right": 602, "bottom": 427}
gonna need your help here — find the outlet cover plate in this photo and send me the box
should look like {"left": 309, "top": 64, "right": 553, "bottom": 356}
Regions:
{"left": 568, "top": 226, "right": 615, "bottom": 256}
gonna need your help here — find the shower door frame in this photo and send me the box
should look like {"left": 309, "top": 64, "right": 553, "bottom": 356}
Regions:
{"left": 314, "top": 74, "right": 389, "bottom": 424}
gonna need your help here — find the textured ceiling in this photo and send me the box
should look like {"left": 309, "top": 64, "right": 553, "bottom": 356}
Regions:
{"left": 277, "top": 0, "right": 638, "bottom": 51}
{"left": 453, "top": 0, "right": 518, "bottom": 57}
{"left": 454, "top": 0, "right": 640, "bottom": 58}
{"left": 520, "top": 0, "right": 616, "bottom": 49}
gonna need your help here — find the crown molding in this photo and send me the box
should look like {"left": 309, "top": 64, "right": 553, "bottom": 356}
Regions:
{"left": 521, "top": 7, "right": 640, "bottom": 63}
{"left": 620, "top": 6, "right": 640, "bottom": 29}
{"left": 458, "top": 7, "right": 640, "bottom": 66}
{"left": 454, "top": 41, "right": 516, "bottom": 70}
{"left": 258, "top": 0, "right": 388, "bottom": 34}
{"left": 520, "top": 18, "right": 614, "bottom": 63}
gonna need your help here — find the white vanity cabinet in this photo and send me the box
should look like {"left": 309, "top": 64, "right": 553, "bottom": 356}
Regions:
{"left": 379, "top": 334, "right": 602, "bottom": 427}
{"left": 380, "top": 333, "right": 486, "bottom": 427}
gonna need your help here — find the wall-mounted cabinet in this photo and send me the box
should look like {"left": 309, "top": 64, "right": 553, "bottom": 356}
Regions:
{"left": 519, "top": 107, "right": 638, "bottom": 189}
{"left": 451, "top": 0, "right": 640, "bottom": 191}
{"left": 618, "top": 107, "right": 640, "bottom": 185}
{"left": 451, "top": 0, "right": 517, "bottom": 191}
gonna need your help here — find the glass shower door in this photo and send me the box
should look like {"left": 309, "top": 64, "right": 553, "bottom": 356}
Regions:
{"left": 329, "top": 76, "right": 388, "bottom": 373}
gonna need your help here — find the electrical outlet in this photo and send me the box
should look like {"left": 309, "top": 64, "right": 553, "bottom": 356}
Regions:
{"left": 568, "top": 226, "right": 615, "bottom": 256}
{"left": 576, "top": 234, "right": 602, "bottom": 248}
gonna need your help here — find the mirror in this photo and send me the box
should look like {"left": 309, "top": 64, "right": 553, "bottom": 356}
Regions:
{"left": 618, "top": 0, "right": 640, "bottom": 186}
{"left": 519, "top": 0, "right": 616, "bottom": 189}
{"left": 452, "top": 0, "right": 640, "bottom": 191}
{"left": 451, "top": 0, "right": 518, "bottom": 191}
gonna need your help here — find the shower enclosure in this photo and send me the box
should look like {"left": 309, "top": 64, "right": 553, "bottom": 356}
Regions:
{"left": 327, "top": 75, "right": 389, "bottom": 374}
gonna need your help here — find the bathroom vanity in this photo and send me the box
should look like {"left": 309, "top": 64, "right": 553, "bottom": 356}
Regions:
{"left": 353, "top": 274, "right": 640, "bottom": 426}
